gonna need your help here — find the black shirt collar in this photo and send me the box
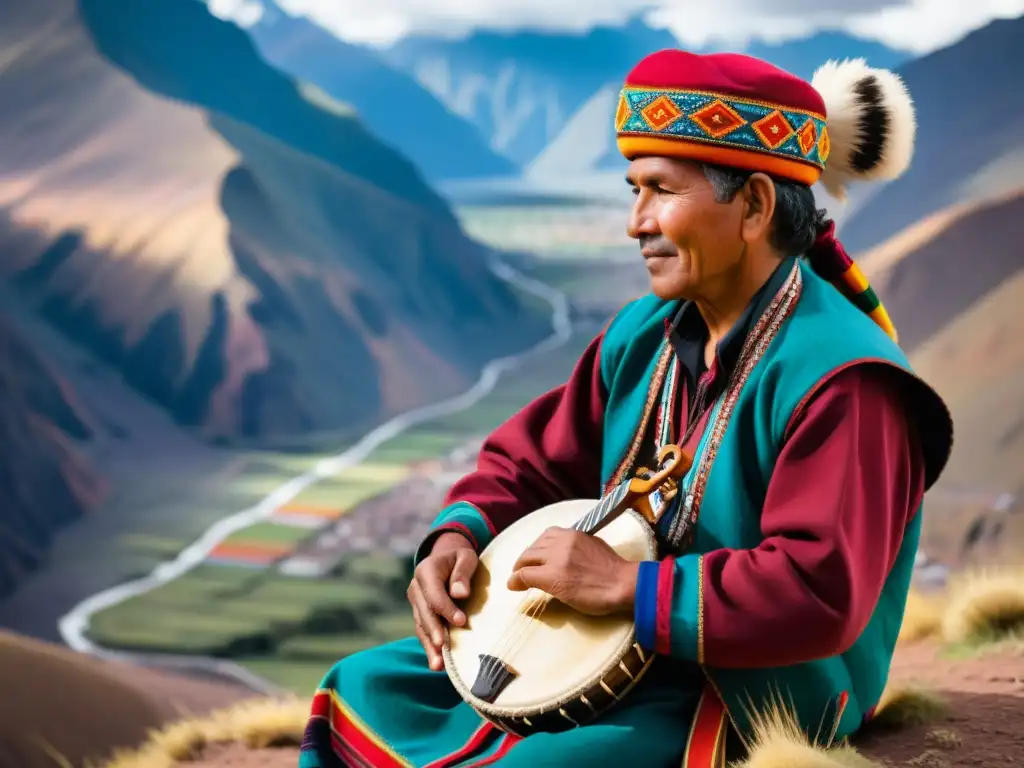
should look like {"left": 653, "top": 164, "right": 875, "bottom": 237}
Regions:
{"left": 667, "top": 256, "right": 796, "bottom": 384}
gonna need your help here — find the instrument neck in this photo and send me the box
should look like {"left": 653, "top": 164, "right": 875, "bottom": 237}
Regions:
{"left": 572, "top": 480, "right": 633, "bottom": 536}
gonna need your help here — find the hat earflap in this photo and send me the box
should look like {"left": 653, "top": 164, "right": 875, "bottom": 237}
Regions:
{"left": 811, "top": 58, "right": 916, "bottom": 201}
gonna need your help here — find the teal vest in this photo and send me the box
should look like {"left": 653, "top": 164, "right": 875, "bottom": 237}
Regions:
{"left": 598, "top": 260, "right": 952, "bottom": 745}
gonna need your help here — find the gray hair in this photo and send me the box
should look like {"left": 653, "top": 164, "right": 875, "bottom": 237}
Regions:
{"left": 700, "top": 164, "right": 828, "bottom": 256}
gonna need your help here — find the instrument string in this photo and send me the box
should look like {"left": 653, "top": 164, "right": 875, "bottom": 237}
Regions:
{"left": 478, "top": 589, "right": 551, "bottom": 685}
{"left": 476, "top": 481, "right": 634, "bottom": 685}
{"left": 471, "top": 357, "right": 688, "bottom": 695}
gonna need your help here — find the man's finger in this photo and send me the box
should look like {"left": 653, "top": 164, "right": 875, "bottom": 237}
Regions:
{"left": 448, "top": 549, "right": 477, "bottom": 604}
{"left": 420, "top": 570, "right": 464, "bottom": 634}
{"left": 413, "top": 621, "right": 443, "bottom": 671}
{"left": 409, "top": 583, "right": 428, "bottom": 634}
{"left": 512, "top": 545, "right": 550, "bottom": 572}
{"left": 410, "top": 579, "right": 447, "bottom": 649}
{"left": 410, "top": 600, "right": 434, "bottom": 656}
{"left": 508, "top": 565, "right": 551, "bottom": 592}
{"left": 407, "top": 578, "right": 425, "bottom": 614}
{"left": 410, "top": 599, "right": 428, "bottom": 639}
{"left": 412, "top": 610, "right": 430, "bottom": 649}
{"left": 526, "top": 527, "right": 563, "bottom": 549}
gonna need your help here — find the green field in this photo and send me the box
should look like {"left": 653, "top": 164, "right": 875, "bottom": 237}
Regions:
{"left": 49, "top": 448, "right": 345, "bottom": 599}
{"left": 223, "top": 522, "right": 313, "bottom": 547}
{"left": 87, "top": 326, "right": 590, "bottom": 693}
{"left": 288, "top": 471, "right": 404, "bottom": 509}
{"left": 87, "top": 553, "right": 410, "bottom": 673}
{"left": 85, "top": 202, "right": 636, "bottom": 694}
{"left": 456, "top": 202, "right": 634, "bottom": 261}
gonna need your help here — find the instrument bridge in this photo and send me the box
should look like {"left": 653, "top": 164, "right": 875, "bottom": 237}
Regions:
{"left": 471, "top": 654, "right": 518, "bottom": 703}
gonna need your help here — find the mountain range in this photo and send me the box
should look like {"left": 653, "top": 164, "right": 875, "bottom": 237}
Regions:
{"left": 0, "top": 0, "right": 548, "bottom": 593}
{"left": 386, "top": 16, "right": 680, "bottom": 168}
{"left": 387, "top": 21, "right": 911, "bottom": 176}
{"left": 1, "top": 0, "right": 547, "bottom": 444}
{"left": 245, "top": 0, "right": 516, "bottom": 181}
{"left": 861, "top": 188, "right": 1023, "bottom": 492}
{"left": 249, "top": 5, "right": 1024, "bottom": 492}
{"left": 248, "top": 10, "right": 912, "bottom": 179}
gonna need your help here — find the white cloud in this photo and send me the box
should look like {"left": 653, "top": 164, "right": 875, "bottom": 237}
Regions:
{"left": 274, "top": 0, "right": 666, "bottom": 41}
{"left": 223, "top": 0, "right": 1024, "bottom": 53}
{"left": 652, "top": 0, "right": 1024, "bottom": 51}
{"left": 844, "top": 0, "right": 1024, "bottom": 52}
{"left": 208, "top": 0, "right": 265, "bottom": 27}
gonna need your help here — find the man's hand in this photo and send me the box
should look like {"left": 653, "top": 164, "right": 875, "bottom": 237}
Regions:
{"left": 507, "top": 527, "right": 638, "bottom": 616}
{"left": 407, "top": 531, "right": 478, "bottom": 671}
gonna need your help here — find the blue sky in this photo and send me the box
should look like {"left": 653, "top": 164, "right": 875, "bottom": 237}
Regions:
{"left": 208, "top": 0, "right": 1024, "bottom": 53}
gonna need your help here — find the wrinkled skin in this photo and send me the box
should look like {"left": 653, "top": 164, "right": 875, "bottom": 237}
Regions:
{"left": 625, "top": 156, "right": 777, "bottom": 303}
{"left": 506, "top": 526, "right": 637, "bottom": 615}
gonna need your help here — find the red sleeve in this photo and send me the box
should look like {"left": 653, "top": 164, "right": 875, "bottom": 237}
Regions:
{"left": 428, "top": 331, "right": 608, "bottom": 547}
{"left": 697, "top": 363, "right": 926, "bottom": 667}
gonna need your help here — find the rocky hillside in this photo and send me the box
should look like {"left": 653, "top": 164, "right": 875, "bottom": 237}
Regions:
{"left": 0, "top": 0, "right": 549, "bottom": 444}
{"left": 0, "top": 316, "right": 104, "bottom": 598}
{"left": 0, "top": 629, "right": 249, "bottom": 768}
{"left": 863, "top": 189, "right": 1024, "bottom": 491}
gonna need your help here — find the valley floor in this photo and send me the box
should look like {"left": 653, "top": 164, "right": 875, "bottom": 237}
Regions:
{"left": 79, "top": 322, "right": 599, "bottom": 695}
{"left": 0, "top": 201, "right": 647, "bottom": 692}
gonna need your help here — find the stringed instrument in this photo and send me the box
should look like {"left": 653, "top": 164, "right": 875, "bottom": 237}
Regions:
{"left": 443, "top": 444, "right": 693, "bottom": 737}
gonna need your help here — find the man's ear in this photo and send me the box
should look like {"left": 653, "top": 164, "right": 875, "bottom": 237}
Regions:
{"left": 740, "top": 173, "right": 777, "bottom": 244}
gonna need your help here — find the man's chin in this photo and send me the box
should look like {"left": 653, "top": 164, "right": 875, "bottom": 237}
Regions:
{"left": 648, "top": 275, "right": 689, "bottom": 301}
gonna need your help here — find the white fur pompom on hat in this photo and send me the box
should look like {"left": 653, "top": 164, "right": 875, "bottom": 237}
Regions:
{"left": 811, "top": 58, "right": 916, "bottom": 201}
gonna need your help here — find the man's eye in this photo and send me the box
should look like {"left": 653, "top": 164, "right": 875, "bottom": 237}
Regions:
{"left": 632, "top": 184, "right": 670, "bottom": 196}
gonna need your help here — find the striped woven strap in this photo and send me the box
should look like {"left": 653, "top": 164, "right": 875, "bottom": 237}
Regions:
{"left": 805, "top": 221, "right": 898, "bottom": 343}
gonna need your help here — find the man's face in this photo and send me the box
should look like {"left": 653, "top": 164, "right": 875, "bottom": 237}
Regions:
{"left": 626, "top": 156, "right": 746, "bottom": 301}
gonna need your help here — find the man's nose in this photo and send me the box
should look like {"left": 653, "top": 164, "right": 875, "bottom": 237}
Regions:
{"left": 626, "top": 197, "right": 659, "bottom": 240}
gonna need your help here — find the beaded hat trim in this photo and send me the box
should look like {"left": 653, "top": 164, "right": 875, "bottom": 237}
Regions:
{"left": 616, "top": 86, "right": 830, "bottom": 184}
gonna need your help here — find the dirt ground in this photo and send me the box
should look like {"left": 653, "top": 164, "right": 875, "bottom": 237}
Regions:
{"left": 8, "top": 629, "right": 1022, "bottom": 767}
{"left": 856, "top": 642, "right": 1024, "bottom": 766}
{"left": 187, "top": 744, "right": 298, "bottom": 767}
{"left": 0, "top": 631, "right": 257, "bottom": 768}
{"left": 183, "top": 643, "right": 1024, "bottom": 768}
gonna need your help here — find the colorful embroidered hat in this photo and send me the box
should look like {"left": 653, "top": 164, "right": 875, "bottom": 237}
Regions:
{"left": 616, "top": 50, "right": 916, "bottom": 342}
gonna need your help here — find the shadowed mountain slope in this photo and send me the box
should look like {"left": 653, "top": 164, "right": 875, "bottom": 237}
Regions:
{"left": 863, "top": 190, "right": 1024, "bottom": 490}
{"left": 0, "top": 314, "right": 104, "bottom": 598}
{"left": 0, "top": 0, "right": 548, "bottom": 444}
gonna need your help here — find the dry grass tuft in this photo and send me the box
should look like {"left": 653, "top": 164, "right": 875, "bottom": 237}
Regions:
{"left": 925, "top": 728, "right": 962, "bottom": 750}
{"left": 940, "top": 566, "right": 1024, "bottom": 648}
{"left": 905, "top": 749, "right": 952, "bottom": 767}
{"left": 869, "top": 684, "right": 948, "bottom": 729}
{"left": 899, "top": 589, "right": 946, "bottom": 645}
{"left": 101, "top": 697, "right": 308, "bottom": 767}
{"left": 729, "top": 698, "right": 881, "bottom": 768}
